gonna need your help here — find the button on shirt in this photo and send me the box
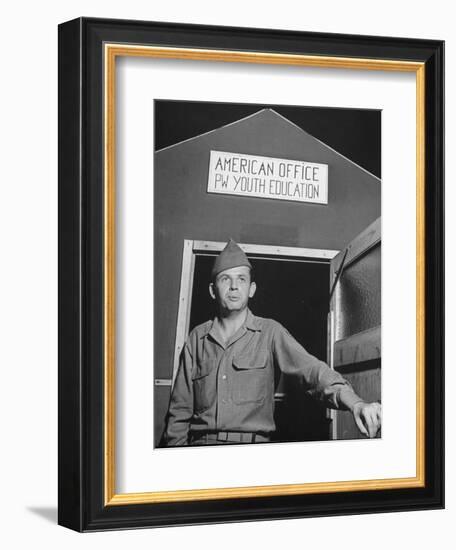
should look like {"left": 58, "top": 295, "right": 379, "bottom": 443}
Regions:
{"left": 164, "top": 310, "right": 361, "bottom": 446}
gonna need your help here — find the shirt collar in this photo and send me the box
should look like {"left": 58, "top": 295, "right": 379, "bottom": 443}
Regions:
{"left": 244, "top": 309, "right": 262, "bottom": 331}
{"left": 200, "top": 309, "right": 262, "bottom": 338}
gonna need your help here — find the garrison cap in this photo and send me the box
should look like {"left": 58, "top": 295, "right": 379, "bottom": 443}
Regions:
{"left": 211, "top": 239, "right": 252, "bottom": 279}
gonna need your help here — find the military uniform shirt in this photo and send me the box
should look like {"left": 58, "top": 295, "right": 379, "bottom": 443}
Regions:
{"left": 164, "top": 309, "right": 362, "bottom": 446}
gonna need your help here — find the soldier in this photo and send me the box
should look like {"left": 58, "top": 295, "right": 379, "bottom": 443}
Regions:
{"left": 164, "top": 239, "right": 381, "bottom": 446}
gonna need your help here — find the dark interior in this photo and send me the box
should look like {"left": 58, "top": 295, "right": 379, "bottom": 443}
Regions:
{"left": 189, "top": 254, "right": 331, "bottom": 442}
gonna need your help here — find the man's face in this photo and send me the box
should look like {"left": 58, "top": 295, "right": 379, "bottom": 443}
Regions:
{"left": 209, "top": 266, "right": 256, "bottom": 314}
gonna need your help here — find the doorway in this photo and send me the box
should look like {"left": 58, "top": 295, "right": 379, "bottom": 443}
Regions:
{"left": 173, "top": 240, "right": 339, "bottom": 443}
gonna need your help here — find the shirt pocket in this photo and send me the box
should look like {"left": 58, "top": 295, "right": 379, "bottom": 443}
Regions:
{"left": 192, "top": 359, "right": 215, "bottom": 414}
{"left": 232, "top": 353, "right": 268, "bottom": 405}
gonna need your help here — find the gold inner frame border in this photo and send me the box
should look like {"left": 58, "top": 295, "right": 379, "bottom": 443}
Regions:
{"left": 103, "top": 43, "right": 426, "bottom": 505}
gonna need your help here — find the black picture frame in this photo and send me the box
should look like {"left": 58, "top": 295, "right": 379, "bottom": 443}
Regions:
{"left": 58, "top": 17, "right": 444, "bottom": 532}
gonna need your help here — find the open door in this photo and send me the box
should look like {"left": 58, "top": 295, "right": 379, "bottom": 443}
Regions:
{"left": 328, "top": 217, "right": 381, "bottom": 440}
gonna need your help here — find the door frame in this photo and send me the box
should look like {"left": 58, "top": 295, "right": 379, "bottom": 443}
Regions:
{"left": 168, "top": 239, "right": 339, "bottom": 386}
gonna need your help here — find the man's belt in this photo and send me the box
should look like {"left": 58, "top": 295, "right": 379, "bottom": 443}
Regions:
{"left": 190, "top": 431, "right": 270, "bottom": 444}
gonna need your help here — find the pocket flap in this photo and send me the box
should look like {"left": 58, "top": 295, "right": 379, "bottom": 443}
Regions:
{"left": 233, "top": 352, "right": 267, "bottom": 370}
{"left": 192, "top": 359, "right": 214, "bottom": 380}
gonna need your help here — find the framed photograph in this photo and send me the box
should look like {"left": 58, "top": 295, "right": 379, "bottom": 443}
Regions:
{"left": 58, "top": 17, "right": 444, "bottom": 531}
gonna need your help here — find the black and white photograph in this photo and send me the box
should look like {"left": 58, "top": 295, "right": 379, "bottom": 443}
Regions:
{"left": 154, "top": 99, "right": 382, "bottom": 448}
{"left": 0, "top": 1, "right": 448, "bottom": 543}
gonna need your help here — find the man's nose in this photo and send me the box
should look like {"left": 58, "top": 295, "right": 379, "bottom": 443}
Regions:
{"left": 230, "top": 279, "right": 239, "bottom": 289}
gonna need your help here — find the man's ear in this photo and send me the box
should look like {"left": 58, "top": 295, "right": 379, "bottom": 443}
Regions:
{"left": 248, "top": 281, "right": 257, "bottom": 299}
{"left": 209, "top": 282, "right": 216, "bottom": 300}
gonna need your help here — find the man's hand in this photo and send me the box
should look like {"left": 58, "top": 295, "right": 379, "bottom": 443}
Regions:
{"left": 352, "top": 401, "right": 382, "bottom": 438}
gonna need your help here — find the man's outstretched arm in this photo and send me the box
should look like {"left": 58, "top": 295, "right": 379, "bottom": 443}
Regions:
{"left": 272, "top": 322, "right": 381, "bottom": 438}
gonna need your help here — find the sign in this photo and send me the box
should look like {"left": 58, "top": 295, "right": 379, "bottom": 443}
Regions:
{"left": 207, "top": 151, "right": 328, "bottom": 204}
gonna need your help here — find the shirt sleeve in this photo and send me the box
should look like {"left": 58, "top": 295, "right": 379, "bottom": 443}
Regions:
{"left": 272, "top": 323, "right": 362, "bottom": 411}
{"left": 164, "top": 343, "right": 194, "bottom": 446}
